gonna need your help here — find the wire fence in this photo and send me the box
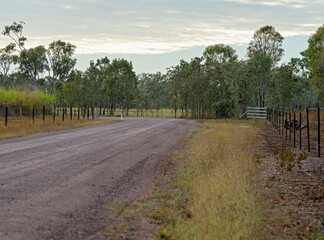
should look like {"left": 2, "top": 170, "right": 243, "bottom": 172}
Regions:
{"left": 0, "top": 106, "right": 99, "bottom": 126}
{"left": 267, "top": 107, "right": 323, "bottom": 157}
{"left": 100, "top": 108, "right": 186, "bottom": 118}
{"left": 0, "top": 106, "right": 188, "bottom": 127}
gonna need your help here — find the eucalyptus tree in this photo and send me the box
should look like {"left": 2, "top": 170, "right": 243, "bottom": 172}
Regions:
{"left": 247, "top": 25, "right": 284, "bottom": 107}
{"left": 62, "top": 70, "right": 83, "bottom": 108}
{"left": 46, "top": 40, "right": 77, "bottom": 93}
{"left": 146, "top": 72, "right": 165, "bottom": 117}
{"left": 288, "top": 56, "right": 316, "bottom": 109}
{"left": 167, "top": 60, "right": 191, "bottom": 117}
{"left": 85, "top": 58, "right": 107, "bottom": 109}
{"left": 248, "top": 53, "right": 273, "bottom": 107}
{"left": 18, "top": 45, "right": 48, "bottom": 89}
{"left": 103, "top": 58, "right": 137, "bottom": 115}
{"left": 247, "top": 25, "right": 284, "bottom": 66}
{"left": 268, "top": 64, "right": 295, "bottom": 109}
{"left": 203, "top": 44, "right": 238, "bottom": 117}
{"left": 0, "top": 43, "right": 16, "bottom": 82}
{"left": 137, "top": 73, "right": 151, "bottom": 114}
{"left": 230, "top": 60, "right": 254, "bottom": 114}
{"left": 2, "top": 21, "right": 26, "bottom": 52}
{"left": 95, "top": 57, "right": 111, "bottom": 110}
{"left": 305, "top": 24, "right": 324, "bottom": 104}
{"left": 3, "top": 21, "right": 48, "bottom": 89}
{"left": 186, "top": 57, "right": 207, "bottom": 118}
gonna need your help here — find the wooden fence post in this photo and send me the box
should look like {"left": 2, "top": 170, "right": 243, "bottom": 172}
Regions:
{"left": 43, "top": 106, "right": 45, "bottom": 122}
{"left": 62, "top": 107, "right": 64, "bottom": 122}
{"left": 5, "top": 106, "right": 8, "bottom": 127}
{"left": 318, "top": 107, "right": 321, "bottom": 157}
{"left": 299, "top": 112, "right": 302, "bottom": 150}
{"left": 278, "top": 111, "right": 280, "bottom": 134}
{"left": 285, "top": 112, "right": 288, "bottom": 140}
{"left": 289, "top": 112, "right": 291, "bottom": 142}
{"left": 78, "top": 107, "right": 80, "bottom": 120}
{"left": 307, "top": 108, "right": 310, "bottom": 152}
{"left": 53, "top": 106, "right": 56, "bottom": 123}
{"left": 20, "top": 107, "right": 22, "bottom": 119}
{"left": 282, "top": 110, "right": 284, "bottom": 135}
{"left": 70, "top": 106, "right": 72, "bottom": 121}
{"left": 32, "top": 106, "right": 35, "bottom": 124}
{"left": 294, "top": 112, "right": 296, "bottom": 148}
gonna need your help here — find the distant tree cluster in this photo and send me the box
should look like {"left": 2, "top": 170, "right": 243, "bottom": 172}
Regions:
{"left": 0, "top": 22, "right": 323, "bottom": 117}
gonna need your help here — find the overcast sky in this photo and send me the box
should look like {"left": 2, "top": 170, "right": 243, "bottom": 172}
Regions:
{"left": 0, "top": 0, "right": 323, "bottom": 73}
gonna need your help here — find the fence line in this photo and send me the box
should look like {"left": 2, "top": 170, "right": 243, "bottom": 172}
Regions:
{"left": 267, "top": 107, "right": 323, "bottom": 158}
{"left": 0, "top": 106, "right": 188, "bottom": 127}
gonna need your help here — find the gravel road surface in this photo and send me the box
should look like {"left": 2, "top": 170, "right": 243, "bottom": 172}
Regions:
{"left": 0, "top": 118, "right": 199, "bottom": 239}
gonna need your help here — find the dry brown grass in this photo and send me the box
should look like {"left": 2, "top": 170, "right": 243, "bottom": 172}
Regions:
{"left": 0, "top": 118, "right": 115, "bottom": 140}
{"left": 156, "top": 119, "right": 267, "bottom": 240}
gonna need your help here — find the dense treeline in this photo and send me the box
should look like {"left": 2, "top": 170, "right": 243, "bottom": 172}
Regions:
{"left": 0, "top": 21, "right": 323, "bottom": 118}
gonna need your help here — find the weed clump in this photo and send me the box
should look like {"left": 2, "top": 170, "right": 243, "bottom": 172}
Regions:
{"left": 274, "top": 146, "right": 308, "bottom": 172}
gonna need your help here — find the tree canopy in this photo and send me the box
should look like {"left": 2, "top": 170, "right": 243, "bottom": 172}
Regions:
{"left": 305, "top": 24, "right": 324, "bottom": 104}
{"left": 0, "top": 21, "right": 323, "bottom": 115}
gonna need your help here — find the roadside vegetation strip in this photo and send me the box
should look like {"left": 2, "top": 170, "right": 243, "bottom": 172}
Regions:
{"left": 156, "top": 120, "right": 266, "bottom": 239}
{"left": 0, "top": 88, "right": 55, "bottom": 107}
{"left": 0, "top": 118, "right": 115, "bottom": 140}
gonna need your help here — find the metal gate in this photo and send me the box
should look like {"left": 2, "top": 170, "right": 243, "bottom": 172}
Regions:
{"left": 239, "top": 107, "right": 267, "bottom": 120}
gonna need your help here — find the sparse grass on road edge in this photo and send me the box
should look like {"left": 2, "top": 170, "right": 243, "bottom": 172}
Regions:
{"left": 0, "top": 118, "right": 116, "bottom": 140}
{"left": 155, "top": 119, "right": 266, "bottom": 240}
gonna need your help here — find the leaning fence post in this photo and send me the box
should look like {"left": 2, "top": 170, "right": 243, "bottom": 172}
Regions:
{"left": 318, "top": 107, "right": 321, "bottom": 157}
{"left": 307, "top": 108, "right": 310, "bottom": 152}
{"left": 5, "top": 106, "right": 8, "bottom": 127}
{"left": 300, "top": 112, "right": 302, "bottom": 150}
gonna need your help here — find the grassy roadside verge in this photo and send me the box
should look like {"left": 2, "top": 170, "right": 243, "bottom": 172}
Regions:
{"left": 0, "top": 118, "right": 116, "bottom": 140}
{"left": 154, "top": 119, "right": 266, "bottom": 239}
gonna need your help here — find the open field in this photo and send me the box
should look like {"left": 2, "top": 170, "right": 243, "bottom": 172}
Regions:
{"left": 0, "top": 118, "right": 115, "bottom": 140}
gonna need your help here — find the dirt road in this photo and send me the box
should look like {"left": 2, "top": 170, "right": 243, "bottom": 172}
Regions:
{"left": 0, "top": 118, "right": 199, "bottom": 239}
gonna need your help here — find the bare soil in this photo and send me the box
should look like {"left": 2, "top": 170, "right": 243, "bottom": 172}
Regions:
{"left": 257, "top": 122, "right": 324, "bottom": 239}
